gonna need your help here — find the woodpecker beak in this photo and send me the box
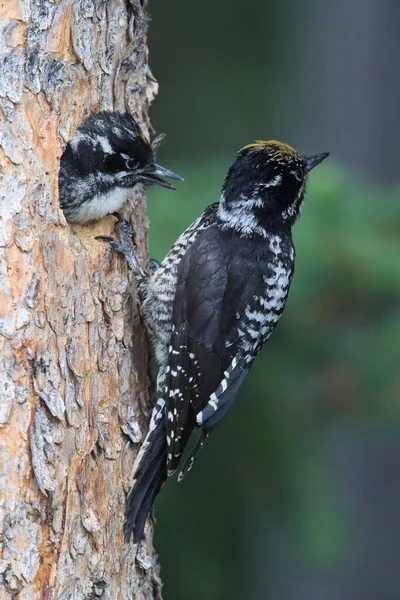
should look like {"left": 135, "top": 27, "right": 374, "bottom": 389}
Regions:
{"left": 304, "top": 152, "right": 330, "bottom": 173}
{"left": 140, "top": 163, "right": 184, "bottom": 190}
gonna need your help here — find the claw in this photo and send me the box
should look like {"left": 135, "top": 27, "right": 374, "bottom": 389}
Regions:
{"left": 95, "top": 235, "right": 115, "bottom": 243}
{"left": 96, "top": 213, "right": 135, "bottom": 249}
{"left": 95, "top": 235, "right": 126, "bottom": 257}
{"left": 149, "top": 258, "right": 161, "bottom": 272}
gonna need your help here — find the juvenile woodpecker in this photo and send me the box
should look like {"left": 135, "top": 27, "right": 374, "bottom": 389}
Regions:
{"left": 99, "top": 140, "right": 329, "bottom": 543}
{"left": 58, "top": 111, "right": 182, "bottom": 223}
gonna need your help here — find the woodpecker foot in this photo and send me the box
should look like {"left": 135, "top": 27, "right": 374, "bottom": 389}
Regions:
{"left": 96, "top": 214, "right": 140, "bottom": 275}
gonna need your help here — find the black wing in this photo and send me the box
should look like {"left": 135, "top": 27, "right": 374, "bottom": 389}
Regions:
{"left": 163, "top": 226, "right": 277, "bottom": 475}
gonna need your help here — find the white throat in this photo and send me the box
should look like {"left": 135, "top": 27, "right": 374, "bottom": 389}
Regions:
{"left": 74, "top": 187, "right": 134, "bottom": 222}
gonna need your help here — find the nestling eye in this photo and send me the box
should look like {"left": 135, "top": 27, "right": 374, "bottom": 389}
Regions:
{"left": 293, "top": 168, "right": 304, "bottom": 182}
{"left": 126, "top": 158, "right": 139, "bottom": 171}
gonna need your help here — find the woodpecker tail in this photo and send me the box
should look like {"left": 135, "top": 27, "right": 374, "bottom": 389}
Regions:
{"left": 178, "top": 429, "right": 210, "bottom": 482}
{"left": 124, "top": 400, "right": 167, "bottom": 543}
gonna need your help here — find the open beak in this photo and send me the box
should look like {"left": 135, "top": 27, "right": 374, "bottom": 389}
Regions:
{"left": 304, "top": 152, "right": 330, "bottom": 173}
{"left": 140, "top": 163, "right": 184, "bottom": 190}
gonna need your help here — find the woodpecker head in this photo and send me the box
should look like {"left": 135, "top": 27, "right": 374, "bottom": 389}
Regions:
{"left": 219, "top": 140, "right": 329, "bottom": 234}
{"left": 59, "top": 111, "right": 183, "bottom": 223}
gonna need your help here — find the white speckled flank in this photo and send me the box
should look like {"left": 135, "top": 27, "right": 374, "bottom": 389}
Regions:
{"left": 142, "top": 210, "right": 213, "bottom": 393}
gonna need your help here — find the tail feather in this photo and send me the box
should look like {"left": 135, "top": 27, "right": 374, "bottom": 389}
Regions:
{"left": 124, "top": 415, "right": 167, "bottom": 543}
{"left": 132, "top": 448, "right": 166, "bottom": 543}
{"left": 177, "top": 429, "right": 210, "bottom": 482}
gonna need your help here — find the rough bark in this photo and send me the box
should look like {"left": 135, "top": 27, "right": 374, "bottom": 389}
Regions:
{"left": 0, "top": 1, "right": 161, "bottom": 598}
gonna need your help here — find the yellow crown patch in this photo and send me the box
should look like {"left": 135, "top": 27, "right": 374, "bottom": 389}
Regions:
{"left": 241, "top": 140, "right": 297, "bottom": 158}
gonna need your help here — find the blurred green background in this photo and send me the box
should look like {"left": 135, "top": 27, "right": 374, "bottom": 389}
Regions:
{"left": 145, "top": 2, "right": 400, "bottom": 599}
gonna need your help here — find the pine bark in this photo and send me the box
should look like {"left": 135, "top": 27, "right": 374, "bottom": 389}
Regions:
{"left": 0, "top": 1, "right": 162, "bottom": 598}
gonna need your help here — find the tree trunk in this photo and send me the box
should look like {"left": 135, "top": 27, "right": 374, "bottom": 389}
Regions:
{"left": 0, "top": 1, "right": 161, "bottom": 598}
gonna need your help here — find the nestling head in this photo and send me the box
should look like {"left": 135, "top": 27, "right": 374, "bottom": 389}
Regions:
{"left": 219, "top": 140, "right": 329, "bottom": 233}
{"left": 59, "top": 112, "right": 183, "bottom": 223}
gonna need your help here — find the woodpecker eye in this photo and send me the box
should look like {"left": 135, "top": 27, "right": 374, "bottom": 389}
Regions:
{"left": 293, "top": 168, "right": 304, "bottom": 182}
{"left": 126, "top": 158, "right": 139, "bottom": 171}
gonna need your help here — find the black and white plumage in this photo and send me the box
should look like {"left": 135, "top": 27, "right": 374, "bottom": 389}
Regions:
{"left": 58, "top": 111, "right": 182, "bottom": 223}
{"left": 100, "top": 140, "right": 329, "bottom": 543}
